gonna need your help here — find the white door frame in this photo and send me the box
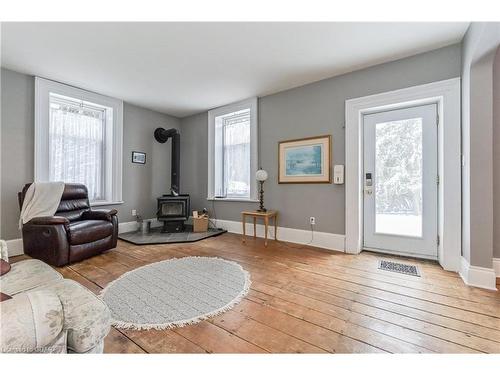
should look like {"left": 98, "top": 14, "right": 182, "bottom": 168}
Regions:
{"left": 345, "top": 78, "right": 461, "bottom": 271}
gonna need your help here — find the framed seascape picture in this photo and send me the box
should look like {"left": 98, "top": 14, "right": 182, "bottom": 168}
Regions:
{"left": 278, "top": 135, "right": 331, "bottom": 183}
{"left": 132, "top": 151, "right": 146, "bottom": 164}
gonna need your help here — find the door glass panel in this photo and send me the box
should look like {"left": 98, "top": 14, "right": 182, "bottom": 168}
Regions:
{"left": 375, "top": 117, "right": 423, "bottom": 237}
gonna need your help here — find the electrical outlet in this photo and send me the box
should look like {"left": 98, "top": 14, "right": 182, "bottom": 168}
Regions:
{"left": 131, "top": 209, "right": 137, "bottom": 216}
{"left": 310, "top": 217, "right": 316, "bottom": 225}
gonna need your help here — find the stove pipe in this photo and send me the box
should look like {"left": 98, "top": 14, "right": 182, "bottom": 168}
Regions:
{"left": 154, "top": 127, "right": 180, "bottom": 195}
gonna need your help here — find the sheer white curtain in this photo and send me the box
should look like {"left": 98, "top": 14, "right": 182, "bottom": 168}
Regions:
{"left": 214, "top": 109, "right": 251, "bottom": 198}
{"left": 49, "top": 97, "right": 105, "bottom": 201}
{"left": 223, "top": 114, "right": 250, "bottom": 197}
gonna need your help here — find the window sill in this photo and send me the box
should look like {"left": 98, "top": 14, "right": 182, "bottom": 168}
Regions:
{"left": 90, "top": 200, "right": 124, "bottom": 207}
{"left": 206, "top": 197, "right": 259, "bottom": 203}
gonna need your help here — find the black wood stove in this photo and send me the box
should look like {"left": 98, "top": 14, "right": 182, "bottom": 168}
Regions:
{"left": 154, "top": 127, "right": 190, "bottom": 232}
{"left": 157, "top": 194, "right": 190, "bottom": 232}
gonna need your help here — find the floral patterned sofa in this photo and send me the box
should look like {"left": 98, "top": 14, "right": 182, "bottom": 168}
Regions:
{"left": 0, "top": 240, "right": 111, "bottom": 353}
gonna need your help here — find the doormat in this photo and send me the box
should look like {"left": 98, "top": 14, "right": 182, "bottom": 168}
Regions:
{"left": 378, "top": 260, "right": 420, "bottom": 277}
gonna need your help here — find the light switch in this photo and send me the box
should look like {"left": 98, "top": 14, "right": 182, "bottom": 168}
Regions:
{"left": 333, "top": 165, "right": 344, "bottom": 184}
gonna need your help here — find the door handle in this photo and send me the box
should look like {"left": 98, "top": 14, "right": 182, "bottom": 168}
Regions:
{"left": 365, "top": 173, "right": 373, "bottom": 195}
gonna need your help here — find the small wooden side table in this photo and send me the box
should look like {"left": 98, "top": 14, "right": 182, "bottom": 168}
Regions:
{"left": 241, "top": 210, "right": 278, "bottom": 247}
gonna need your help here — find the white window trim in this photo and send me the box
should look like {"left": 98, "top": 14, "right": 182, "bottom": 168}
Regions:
{"left": 34, "top": 77, "right": 123, "bottom": 206}
{"left": 207, "top": 97, "right": 258, "bottom": 201}
{"left": 345, "top": 78, "right": 461, "bottom": 272}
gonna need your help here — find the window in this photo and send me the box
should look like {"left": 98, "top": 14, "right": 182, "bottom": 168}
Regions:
{"left": 208, "top": 98, "right": 258, "bottom": 201}
{"left": 49, "top": 94, "right": 106, "bottom": 201}
{"left": 35, "top": 78, "right": 123, "bottom": 205}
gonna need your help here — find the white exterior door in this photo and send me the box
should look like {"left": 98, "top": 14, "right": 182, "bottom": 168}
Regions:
{"left": 363, "top": 104, "right": 438, "bottom": 259}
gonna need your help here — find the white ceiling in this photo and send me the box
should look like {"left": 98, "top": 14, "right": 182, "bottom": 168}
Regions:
{"left": 1, "top": 22, "right": 469, "bottom": 118}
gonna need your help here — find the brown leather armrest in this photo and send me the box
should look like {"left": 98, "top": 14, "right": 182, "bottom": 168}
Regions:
{"left": 27, "top": 216, "right": 70, "bottom": 226}
{"left": 0, "top": 259, "right": 11, "bottom": 276}
{"left": 81, "top": 209, "right": 117, "bottom": 222}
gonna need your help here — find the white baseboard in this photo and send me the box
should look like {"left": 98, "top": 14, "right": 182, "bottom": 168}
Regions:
{"left": 118, "top": 218, "right": 162, "bottom": 233}
{"left": 5, "top": 238, "right": 24, "bottom": 257}
{"left": 120, "top": 217, "right": 345, "bottom": 252}
{"left": 212, "top": 218, "right": 345, "bottom": 253}
{"left": 493, "top": 258, "right": 500, "bottom": 278}
{"left": 8, "top": 218, "right": 346, "bottom": 257}
{"left": 459, "top": 256, "right": 497, "bottom": 291}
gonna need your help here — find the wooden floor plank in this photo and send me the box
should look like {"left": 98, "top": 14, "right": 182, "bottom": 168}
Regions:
{"left": 246, "top": 289, "right": 429, "bottom": 353}
{"left": 209, "top": 309, "right": 327, "bottom": 353}
{"left": 229, "top": 236, "right": 499, "bottom": 301}
{"left": 123, "top": 329, "right": 207, "bottom": 353}
{"left": 125, "top": 238, "right": 499, "bottom": 352}
{"left": 173, "top": 320, "right": 268, "bottom": 353}
{"left": 283, "top": 273, "right": 500, "bottom": 344}
{"left": 250, "top": 280, "right": 480, "bottom": 353}
{"left": 284, "top": 282, "right": 499, "bottom": 353}
{"left": 235, "top": 298, "right": 386, "bottom": 353}
{"left": 240, "top": 264, "right": 500, "bottom": 344}
{"left": 174, "top": 241, "right": 500, "bottom": 331}
{"left": 12, "top": 233, "right": 500, "bottom": 354}
{"left": 103, "top": 328, "right": 147, "bottom": 353}
{"left": 191, "top": 237, "right": 500, "bottom": 314}
{"left": 106, "top": 236, "right": 500, "bottom": 352}
{"left": 243, "top": 258, "right": 500, "bottom": 341}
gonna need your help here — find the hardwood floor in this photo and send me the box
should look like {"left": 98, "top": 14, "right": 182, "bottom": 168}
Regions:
{"left": 12, "top": 233, "right": 500, "bottom": 353}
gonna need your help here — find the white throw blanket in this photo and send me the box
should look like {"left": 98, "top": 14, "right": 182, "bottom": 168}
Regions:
{"left": 19, "top": 182, "right": 65, "bottom": 229}
{"left": 0, "top": 240, "right": 8, "bottom": 262}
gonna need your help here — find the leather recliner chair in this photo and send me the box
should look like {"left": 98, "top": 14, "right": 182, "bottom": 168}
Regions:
{"left": 18, "top": 183, "right": 119, "bottom": 266}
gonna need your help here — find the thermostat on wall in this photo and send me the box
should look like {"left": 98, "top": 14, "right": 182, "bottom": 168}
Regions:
{"left": 333, "top": 165, "right": 344, "bottom": 184}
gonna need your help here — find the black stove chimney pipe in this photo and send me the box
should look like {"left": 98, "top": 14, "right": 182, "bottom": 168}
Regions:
{"left": 154, "top": 127, "right": 180, "bottom": 196}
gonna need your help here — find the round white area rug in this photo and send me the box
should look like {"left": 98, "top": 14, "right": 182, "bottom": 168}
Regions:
{"left": 100, "top": 256, "right": 251, "bottom": 330}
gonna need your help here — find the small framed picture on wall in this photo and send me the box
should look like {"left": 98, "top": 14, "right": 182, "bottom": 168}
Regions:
{"left": 132, "top": 151, "right": 146, "bottom": 164}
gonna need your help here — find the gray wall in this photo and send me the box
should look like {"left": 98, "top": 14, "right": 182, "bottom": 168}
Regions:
{"left": 1, "top": 69, "right": 34, "bottom": 241}
{"left": 0, "top": 68, "right": 180, "bottom": 240}
{"left": 181, "top": 44, "right": 462, "bottom": 234}
{"left": 494, "top": 47, "right": 500, "bottom": 258}
{"left": 461, "top": 23, "right": 500, "bottom": 267}
{"left": 0, "top": 44, "right": 464, "bottom": 240}
{"left": 101, "top": 103, "right": 180, "bottom": 224}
